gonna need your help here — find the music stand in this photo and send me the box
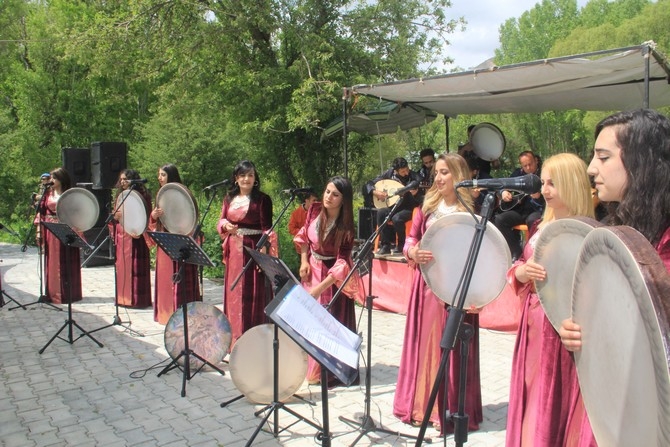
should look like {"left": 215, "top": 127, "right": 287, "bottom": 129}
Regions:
{"left": 232, "top": 248, "right": 326, "bottom": 446}
{"left": 1, "top": 264, "right": 24, "bottom": 309}
{"left": 266, "top": 280, "right": 362, "bottom": 447}
{"left": 147, "top": 231, "right": 226, "bottom": 397}
{"left": 39, "top": 222, "right": 104, "bottom": 353}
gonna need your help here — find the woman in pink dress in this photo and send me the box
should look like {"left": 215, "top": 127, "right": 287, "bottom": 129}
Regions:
{"left": 111, "top": 169, "right": 152, "bottom": 308}
{"left": 560, "top": 109, "right": 670, "bottom": 446}
{"left": 293, "top": 175, "right": 364, "bottom": 387}
{"left": 37, "top": 167, "right": 82, "bottom": 304}
{"left": 217, "top": 160, "right": 276, "bottom": 345}
{"left": 505, "top": 153, "right": 595, "bottom": 447}
{"left": 149, "top": 163, "right": 200, "bottom": 324}
{"left": 393, "top": 153, "right": 482, "bottom": 433}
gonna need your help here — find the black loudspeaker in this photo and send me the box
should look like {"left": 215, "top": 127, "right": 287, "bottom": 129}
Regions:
{"left": 357, "top": 207, "right": 378, "bottom": 241}
{"left": 61, "top": 148, "right": 91, "bottom": 185}
{"left": 81, "top": 227, "right": 114, "bottom": 268}
{"left": 91, "top": 141, "right": 127, "bottom": 189}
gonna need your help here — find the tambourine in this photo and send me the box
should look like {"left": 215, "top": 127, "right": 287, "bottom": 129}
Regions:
{"left": 116, "top": 190, "right": 149, "bottom": 237}
{"left": 420, "top": 212, "right": 511, "bottom": 308}
{"left": 470, "top": 122, "right": 506, "bottom": 161}
{"left": 56, "top": 187, "right": 100, "bottom": 232}
{"left": 229, "top": 324, "right": 308, "bottom": 404}
{"left": 533, "top": 217, "right": 601, "bottom": 331}
{"left": 156, "top": 183, "right": 198, "bottom": 235}
{"left": 572, "top": 226, "right": 670, "bottom": 447}
{"left": 164, "top": 302, "right": 232, "bottom": 371}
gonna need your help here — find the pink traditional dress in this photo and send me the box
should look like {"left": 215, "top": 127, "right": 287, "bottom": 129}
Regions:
{"left": 37, "top": 189, "right": 82, "bottom": 304}
{"left": 148, "top": 184, "right": 201, "bottom": 325}
{"left": 110, "top": 188, "right": 152, "bottom": 308}
{"left": 293, "top": 202, "right": 364, "bottom": 386}
{"left": 217, "top": 191, "right": 277, "bottom": 346}
{"left": 506, "top": 225, "right": 596, "bottom": 447}
{"left": 393, "top": 203, "right": 482, "bottom": 432}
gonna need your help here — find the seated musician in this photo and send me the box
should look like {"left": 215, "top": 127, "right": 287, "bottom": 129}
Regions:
{"left": 493, "top": 150, "right": 545, "bottom": 260}
{"left": 364, "top": 157, "right": 421, "bottom": 255}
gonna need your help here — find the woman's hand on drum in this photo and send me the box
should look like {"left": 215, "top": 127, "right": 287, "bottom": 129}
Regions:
{"left": 410, "top": 246, "right": 433, "bottom": 265}
{"left": 515, "top": 259, "right": 546, "bottom": 284}
{"left": 151, "top": 207, "right": 163, "bottom": 220}
{"left": 299, "top": 261, "right": 311, "bottom": 281}
{"left": 466, "top": 304, "right": 481, "bottom": 314}
{"left": 559, "top": 318, "right": 582, "bottom": 352}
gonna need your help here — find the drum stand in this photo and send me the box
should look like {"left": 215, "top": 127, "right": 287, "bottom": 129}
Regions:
{"left": 414, "top": 192, "right": 497, "bottom": 447}
{"left": 39, "top": 222, "right": 104, "bottom": 354}
{"left": 334, "top": 198, "right": 424, "bottom": 445}
{"left": 148, "top": 231, "right": 225, "bottom": 397}
{"left": 86, "top": 188, "right": 144, "bottom": 337}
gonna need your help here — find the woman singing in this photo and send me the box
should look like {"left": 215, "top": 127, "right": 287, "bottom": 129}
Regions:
{"left": 393, "top": 153, "right": 482, "bottom": 433}
{"left": 149, "top": 163, "right": 200, "bottom": 324}
{"left": 36, "top": 167, "right": 82, "bottom": 304}
{"left": 293, "top": 176, "right": 364, "bottom": 387}
{"left": 217, "top": 160, "right": 277, "bottom": 345}
{"left": 505, "top": 153, "right": 595, "bottom": 447}
{"left": 111, "top": 169, "right": 152, "bottom": 308}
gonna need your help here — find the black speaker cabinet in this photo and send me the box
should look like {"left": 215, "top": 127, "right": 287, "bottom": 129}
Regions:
{"left": 91, "top": 141, "right": 127, "bottom": 190}
{"left": 357, "top": 207, "right": 378, "bottom": 241}
{"left": 81, "top": 227, "right": 114, "bottom": 268}
{"left": 61, "top": 148, "right": 91, "bottom": 185}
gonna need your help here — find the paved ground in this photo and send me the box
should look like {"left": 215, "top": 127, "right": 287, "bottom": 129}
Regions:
{"left": 0, "top": 242, "right": 515, "bottom": 446}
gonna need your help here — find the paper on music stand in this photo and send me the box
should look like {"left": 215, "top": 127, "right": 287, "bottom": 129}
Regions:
{"left": 273, "top": 284, "right": 360, "bottom": 369}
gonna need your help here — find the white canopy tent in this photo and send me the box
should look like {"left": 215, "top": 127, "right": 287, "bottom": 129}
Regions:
{"left": 350, "top": 43, "right": 670, "bottom": 116}
{"left": 338, "top": 43, "right": 670, "bottom": 176}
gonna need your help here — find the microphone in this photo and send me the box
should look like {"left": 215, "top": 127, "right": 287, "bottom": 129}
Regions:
{"left": 203, "top": 179, "right": 231, "bottom": 191}
{"left": 281, "top": 187, "right": 313, "bottom": 194}
{"left": 127, "top": 178, "right": 148, "bottom": 184}
{"left": 389, "top": 180, "right": 420, "bottom": 197}
{"left": 456, "top": 174, "right": 542, "bottom": 194}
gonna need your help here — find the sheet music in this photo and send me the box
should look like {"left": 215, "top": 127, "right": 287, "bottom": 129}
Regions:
{"left": 275, "top": 284, "right": 361, "bottom": 368}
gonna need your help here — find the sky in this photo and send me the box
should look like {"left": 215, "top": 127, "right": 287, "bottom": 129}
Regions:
{"left": 443, "top": 0, "right": 590, "bottom": 71}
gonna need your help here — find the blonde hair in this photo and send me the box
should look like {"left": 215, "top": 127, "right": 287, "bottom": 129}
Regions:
{"left": 422, "top": 153, "right": 473, "bottom": 215}
{"left": 540, "top": 153, "right": 595, "bottom": 226}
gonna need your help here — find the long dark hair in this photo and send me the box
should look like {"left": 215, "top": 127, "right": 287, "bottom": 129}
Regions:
{"left": 160, "top": 163, "right": 182, "bottom": 184}
{"left": 50, "top": 167, "right": 72, "bottom": 191}
{"left": 116, "top": 169, "right": 148, "bottom": 194}
{"left": 595, "top": 109, "right": 670, "bottom": 245}
{"left": 318, "top": 176, "right": 354, "bottom": 249}
{"left": 226, "top": 160, "right": 261, "bottom": 201}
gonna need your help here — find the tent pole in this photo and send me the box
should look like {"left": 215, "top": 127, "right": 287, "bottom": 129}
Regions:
{"left": 342, "top": 88, "right": 349, "bottom": 178}
{"left": 643, "top": 45, "right": 650, "bottom": 108}
{"left": 445, "top": 116, "right": 450, "bottom": 153}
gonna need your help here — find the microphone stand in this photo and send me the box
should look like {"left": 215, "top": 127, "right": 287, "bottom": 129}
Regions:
{"left": 86, "top": 184, "right": 143, "bottom": 337}
{"left": 12, "top": 187, "right": 61, "bottom": 311}
{"left": 229, "top": 190, "right": 298, "bottom": 291}
{"left": 414, "top": 191, "right": 497, "bottom": 447}
{"left": 335, "top": 197, "right": 425, "bottom": 445}
{"left": 196, "top": 188, "right": 221, "bottom": 299}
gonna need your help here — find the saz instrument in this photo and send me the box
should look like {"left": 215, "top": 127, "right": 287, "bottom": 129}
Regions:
{"left": 372, "top": 179, "right": 415, "bottom": 209}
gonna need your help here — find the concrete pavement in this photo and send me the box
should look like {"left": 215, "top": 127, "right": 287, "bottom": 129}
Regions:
{"left": 0, "top": 242, "right": 514, "bottom": 446}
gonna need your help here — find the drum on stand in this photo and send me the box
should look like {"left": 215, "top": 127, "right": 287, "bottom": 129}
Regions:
{"left": 420, "top": 212, "right": 510, "bottom": 308}
{"left": 229, "top": 323, "right": 308, "bottom": 404}
{"left": 572, "top": 226, "right": 670, "bottom": 446}
{"left": 156, "top": 183, "right": 198, "bottom": 235}
{"left": 533, "top": 217, "right": 601, "bottom": 331}
{"left": 56, "top": 187, "right": 100, "bottom": 232}
{"left": 116, "top": 190, "right": 149, "bottom": 237}
{"left": 164, "top": 302, "right": 232, "bottom": 371}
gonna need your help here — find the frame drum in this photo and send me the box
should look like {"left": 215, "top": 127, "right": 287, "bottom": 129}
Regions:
{"left": 533, "top": 217, "right": 601, "bottom": 331}
{"left": 164, "top": 302, "right": 232, "bottom": 371}
{"left": 470, "top": 122, "right": 506, "bottom": 161}
{"left": 572, "top": 226, "right": 670, "bottom": 447}
{"left": 116, "top": 190, "right": 148, "bottom": 237}
{"left": 56, "top": 187, "right": 100, "bottom": 232}
{"left": 156, "top": 183, "right": 198, "bottom": 235}
{"left": 229, "top": 324, "right": 308, "bottom": 404}
{"left": 420, "top": 212, "right": 510, "bottom": 308}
